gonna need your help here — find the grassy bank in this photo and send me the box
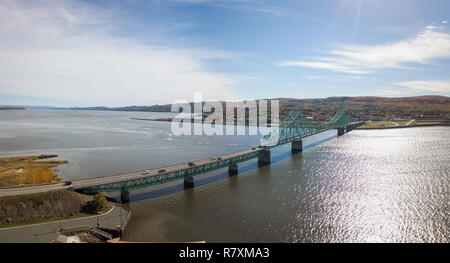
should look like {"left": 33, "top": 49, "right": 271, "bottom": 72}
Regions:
{"left": 0, "top": 155, "right": 68, "bottom": 187}
{"left": 0, "top": 190, "right": 112, "bottom": 228}
{"left": 357, "top": 118, "right": 449, "bottom": 129}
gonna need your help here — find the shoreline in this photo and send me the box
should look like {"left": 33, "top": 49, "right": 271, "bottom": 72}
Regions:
{"left": 134, "top": 117, "right": 450, "bottom": 130}
{"left": 131, "top": 117, "right": 276, "bottom": 127}
{"left": 356, "top": 123, "right": 450, "bottom": 130}
{"left": 0, "top": 107, "right": 25, "bottom": 110}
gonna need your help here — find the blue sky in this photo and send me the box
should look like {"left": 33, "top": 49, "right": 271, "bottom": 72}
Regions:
{"left": 0, "top": 0, "right": 449, "bottom": 107}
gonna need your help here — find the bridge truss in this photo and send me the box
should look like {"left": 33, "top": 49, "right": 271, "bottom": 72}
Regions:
{"left": 263, "top": 110, "right": 351, "bottom": 147}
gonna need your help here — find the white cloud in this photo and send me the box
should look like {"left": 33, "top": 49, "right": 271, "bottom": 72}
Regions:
{"left": 376, "top": 80, "right": 450, "bottom": 97}
{"left": 277, "top": 61, "right": 369, "bottom": 74}
{"left": 172, "top": 0, "right": 319, "bottom": 23}
{"left": 304, "top": 75, "right": 365, "bottom": 81}
{"left": 277, "top": 26, "right": 450, "bottom": 74}
{"left": 392, "top": 80, "right": 450, "bottom": 93}
{"left": 0, "top": 0, "right": 241, "bottom": 106}
{"left": 442, "top": 21, "right": 448, "bottom": 24}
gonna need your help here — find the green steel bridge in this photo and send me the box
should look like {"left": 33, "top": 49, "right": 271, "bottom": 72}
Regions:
{"left": 73, "top": 111, "right": 361, "bottom": 202}
{"left": 260, "top": 110, "right": 351, "bottom": 147}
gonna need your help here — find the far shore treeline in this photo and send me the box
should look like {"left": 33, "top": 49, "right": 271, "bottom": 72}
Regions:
{"left": 0, "top": 107, "right": 25, "bottom": 110}
{"left": 57, "top": 95, "right": 449, "bottom": 121}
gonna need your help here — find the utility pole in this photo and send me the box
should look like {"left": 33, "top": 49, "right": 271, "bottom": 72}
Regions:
{"left": 96, "top": 211, "right": 100, "bottom": 227}
{"left": 120, "top": 207, "right": 123, "bottom": 237}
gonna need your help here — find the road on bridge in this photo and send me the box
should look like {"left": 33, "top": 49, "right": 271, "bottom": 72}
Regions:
{"left": 0, "top": 147, "right": 264, "bottom": 197}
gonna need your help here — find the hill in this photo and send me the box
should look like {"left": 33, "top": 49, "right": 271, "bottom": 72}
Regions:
{"left": 277, "top": 95, "right": 450, "bottom": 121}
{"left": 0, "top": 107, "right": 25, "bottom": 110}
{"left": 61, "top": 95, "right": 450, "bottom": 121}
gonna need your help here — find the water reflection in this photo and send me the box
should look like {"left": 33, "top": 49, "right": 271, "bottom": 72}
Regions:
{"left": 123, "top": 127, "right": 449, "bottom": 243}
{"left": 1, "top": 110, "right": 448, "bottom": 242}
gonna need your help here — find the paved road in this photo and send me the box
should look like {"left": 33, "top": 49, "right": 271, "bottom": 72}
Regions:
{"left": 0, "top": 147, "right": 264, "bottom": 197}
{"left": 0, "top": 206, "right": 129, "bottom": 243}
{"left": 406, "top": 119, "right": 415, "bottom": 126}
{"left": 0, "top": 183, "right": 69, "bottom": 197}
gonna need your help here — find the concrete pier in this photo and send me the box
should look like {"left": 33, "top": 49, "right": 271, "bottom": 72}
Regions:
{"left": 228, "top": 164, "right": 238, "bottom": 176}
{"left": 258, "top": 150, "right": 271, "bottom": 166}
{"left": 346, "top": 126, "right": 353, "bottom": 132}
{"left": 292, "top": 140, "right": 303, "bottom": 154}
{"left": 184, "top": 176, "right": 194, "bottom": 188}
{"left": 120, "top": 190, "right": 130, "bottom": 203}
{"left": 337, "top": 127, "right": 345, "bottom": 136}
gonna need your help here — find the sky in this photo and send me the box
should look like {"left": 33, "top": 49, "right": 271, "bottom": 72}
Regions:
{"left": 0, "top": 0, "right": 449, "bottom": 107}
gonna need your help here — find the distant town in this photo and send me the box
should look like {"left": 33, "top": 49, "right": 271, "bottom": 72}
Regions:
{"left": 54, "top": 95, "right": 450, "bottom": 127}
{"left": 3, "top": 96, "right": 449, "bottom": 129}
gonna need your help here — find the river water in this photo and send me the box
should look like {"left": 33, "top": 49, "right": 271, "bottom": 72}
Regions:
{"left": 0, "top": 110, "right": 448, "bottom": 242}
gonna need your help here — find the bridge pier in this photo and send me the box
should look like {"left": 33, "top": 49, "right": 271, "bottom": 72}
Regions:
{"left": 346, "top": 126, "right": 353, "bottom": 132}
{"left": 184, "top": 176, "right": 194, "bottom": 188}
{"left": 120, "top": 190, "right": 130, "bottom": 203}
{"left": 228, "top": 164, "right": 238, "bottom": 176}
{"left": 291, "top": 140, "right": 303, "bottom": 154}
{"left": 337, "top": 127, "right": 345, "bottom": 136}
{"left": 258, "top": 150, "right": 271, "bottom": 166}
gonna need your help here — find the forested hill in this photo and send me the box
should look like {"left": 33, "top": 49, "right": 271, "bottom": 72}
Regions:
{"left": 0, "top": 107, "right": 25, "bottom": 110}
{"left": 277, "top": 95, "right": 450, "bottom": 120}
{"left": 61, "top": 95, "right": 449, "bottom": 120}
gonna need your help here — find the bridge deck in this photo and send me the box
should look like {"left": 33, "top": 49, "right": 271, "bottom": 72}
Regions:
{"left": 73, "top": 146, "right": 266, "bottom": 193}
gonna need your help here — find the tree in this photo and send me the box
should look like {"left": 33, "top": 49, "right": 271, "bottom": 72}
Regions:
{"left": 92, "top": 193, "right": 107, "bottom": 212}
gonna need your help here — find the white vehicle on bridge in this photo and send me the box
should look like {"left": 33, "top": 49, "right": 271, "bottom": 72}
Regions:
{"left": 142, "top": 170, "right": 150, "bottom": 175}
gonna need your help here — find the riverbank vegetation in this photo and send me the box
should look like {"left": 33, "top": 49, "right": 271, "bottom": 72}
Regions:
{"left": 62, "top": 95, "right": 450, "bottom": 121}
{"left": 0, "top": 107, "right": 25, "bottom": 110}
{"left": 358, "top": 117, "right": 450, "bottom": 129}
{"left": 0, "top": 155, "right": 67, "bottom": 187}
{"left": 0, "top": 190, "right": 111, "bottom": 228}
